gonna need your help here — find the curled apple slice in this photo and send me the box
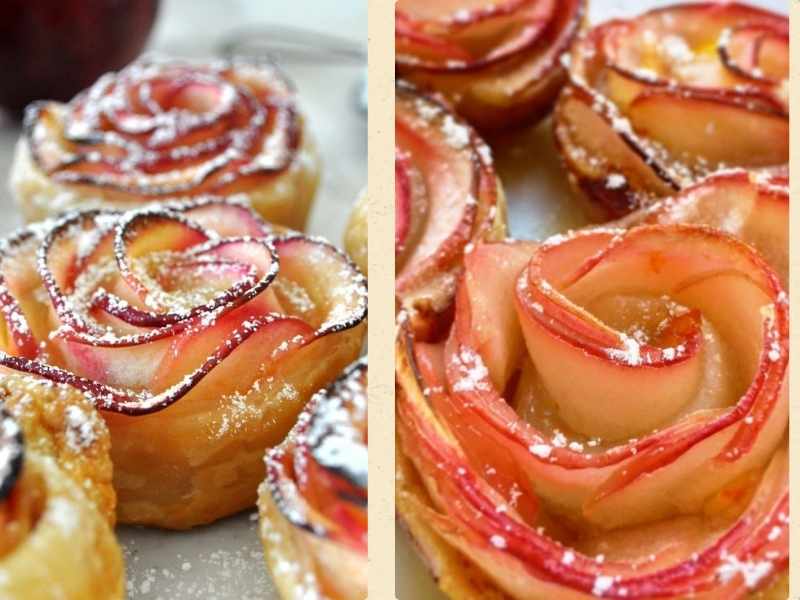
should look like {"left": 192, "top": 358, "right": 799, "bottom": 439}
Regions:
{"left": 12, "top": 57, "right": 319, "bottom": 229}
{"left": 0, "top": 196, "right": 366, "bottom": 528}
{"left": 624, "top": 169, "right": 788, "bottom": 287}
{"left": 396, "top": 0, "right": 585, "bottom": 130}
{"left": 554, "top": 2, "right": 788, "bottom": 220}
{"left": 395, "top": 82, "right": 506, "bottom": 339}
{"left": 259, "top": 358, "right": 367, "bottom": 600}
{"left": 396, "top": 222, "right": 787, "bottom": 599}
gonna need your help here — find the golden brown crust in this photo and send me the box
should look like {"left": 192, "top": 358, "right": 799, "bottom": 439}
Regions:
{"left": 0, "top": 453, "right": 124, "bottom": 600}
{"left": 0, "top": 373, "right": 123, "bottom": 599}
{"left": 0, "top": 374, "right": 116, "bottom": 524}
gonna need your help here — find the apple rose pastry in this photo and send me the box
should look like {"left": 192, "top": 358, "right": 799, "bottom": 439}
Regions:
{"left": 0, "top": 197, "right": 367, "bottom": 529}
{"left": 259, "top": 358, "right": 367, "bottom": 600}
{"left": 396, "top": 82, "right": 506, "bottom": 339}
{"left": 396, "top": 0, "right": 585, "bottom": 130}
{"left": 554, "top": 2, "right": 788, "bottom": 220}
{"left": 397, "top": 223, "right": 788, "bottom": 599}
{"left": 0, "top": 374, "right": 124, "bottom": 599}
{"left": 12, "top": 57, "right": 319, "bottom": 229}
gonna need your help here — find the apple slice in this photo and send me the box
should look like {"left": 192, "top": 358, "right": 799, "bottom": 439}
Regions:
{"left": 395, "top": 82, "right": 505, "bottom": 338}
{"left": 625, "top": 169, "right": 788, "bottom": 286}
{"left": 627, "top": 90, "right": 788, "bottom": 169}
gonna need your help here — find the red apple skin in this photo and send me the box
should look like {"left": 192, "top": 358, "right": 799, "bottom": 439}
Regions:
{"left": 0, "top": 0, "right": 159, "bottom": 114}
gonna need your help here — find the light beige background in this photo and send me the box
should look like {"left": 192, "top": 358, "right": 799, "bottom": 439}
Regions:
{"left": 0, "top": 1, "right": 365, "bottom": 598}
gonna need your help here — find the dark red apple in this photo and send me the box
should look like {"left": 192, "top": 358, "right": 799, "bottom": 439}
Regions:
{"left": 0, "top": 0, "right": 159, "bottom": 114}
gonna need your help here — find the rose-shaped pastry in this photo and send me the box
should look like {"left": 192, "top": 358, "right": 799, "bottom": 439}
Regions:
{"left": 396, "top": 0, "right": 585, "bottom": 130}
{"left": 259, "top": 358, "right": 367, "bottom": 600}
{"left": 344, "top": 190, "right": 368, "bottom": 277}
{"left": 0, "top": 374, "right": 124, "bottom": 599}
{"left": 12, "top": 57, "right": 320, "bottom": 228}
{"left": 554, "top": 2, "right": 788, "bottom": 220}
{"left": 397, "top": 222, "right": 788, "bottom": 599}
{"left": 0, "top": 197, "right": 366, "bottom": 529}
{"left": 396, "top": 82, "right": 506, "bottom": 339}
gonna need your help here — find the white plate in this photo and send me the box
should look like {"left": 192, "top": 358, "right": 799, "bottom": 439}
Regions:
{"left": 0, "top": 1, "right": 366, "bottom": 598}
{"left": 395, "top": 0, "right": 786, "bottom": 597}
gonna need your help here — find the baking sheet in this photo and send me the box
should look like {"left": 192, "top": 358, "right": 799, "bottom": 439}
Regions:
{"left": 394, "top": 0, "right": 787, "bottom": 597}
{"left": 0, "top": 1, "right": 365, "bottom": 598}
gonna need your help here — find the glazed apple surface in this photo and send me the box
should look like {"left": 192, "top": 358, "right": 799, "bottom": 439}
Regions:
{"left": 12, "top": 57, "right": 320, "bottom": 228}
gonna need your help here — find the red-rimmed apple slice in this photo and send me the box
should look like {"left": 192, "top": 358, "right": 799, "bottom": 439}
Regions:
{"left": 396, "top": 0, "right": 585, "bottom": 130}
{"left": 260, "top": 359, "right": 367, "bottom": 600}
{"left": 554, "top": 2, "right": 788, "bottom": 220}
{"left": 719, "top": 23, "right": 789, "bottom": 84}
{"left": 624, "top": 169, "right": 788, "bottom": 286}
{"left": 395, "top": 82, "right": 505, "bottom": 339}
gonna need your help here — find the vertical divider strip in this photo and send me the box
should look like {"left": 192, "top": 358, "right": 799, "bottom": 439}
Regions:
{"left": 367, "top": 1, "right": 397, "bottom": 598}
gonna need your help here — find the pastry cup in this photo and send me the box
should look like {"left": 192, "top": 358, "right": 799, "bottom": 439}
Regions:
{"left": 11, "top": 57, "right": 320, "bottom": 230}
{"left": 0, "top": 197, "right": 367, "bottom": 529}
{"left": 259, "top": 359, "right": 367, "bottom": 600}
{"left": 344, "top": 189, "right": 368, "bottom": 277}
{"left": 396, "top": 219, "right": 788, "bottom": 599}
{"left": 396, "top": 0, "right": 585, "bottom": 131}
{"left": 395, "top": 82, "right": 507, "bottom": 339}
{"left": 0, "top": 374, "right": 123, "bottom": 599}
{"left": 553, "top": 2, "right": 788, "bottom": 220}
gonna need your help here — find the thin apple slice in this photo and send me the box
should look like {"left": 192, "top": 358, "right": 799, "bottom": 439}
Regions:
{"left": 625, "top": 169, "right": 788, "bottom": 285}
{"left": 396, "top": 0, "right": 556, "bottom": 72}
{"left": 627, "top": 90, "right": 788, "bottom": 169}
